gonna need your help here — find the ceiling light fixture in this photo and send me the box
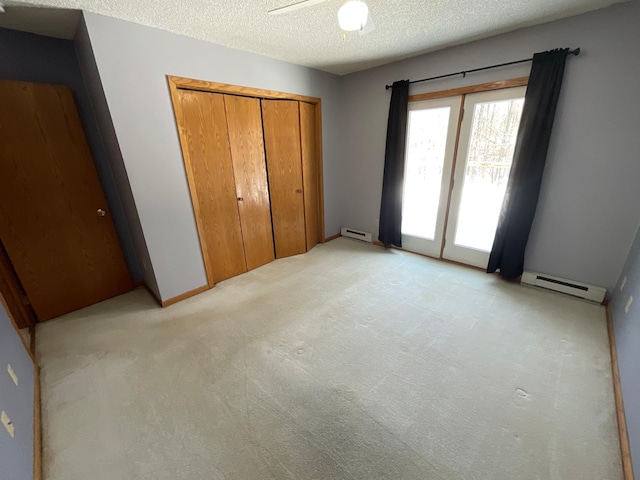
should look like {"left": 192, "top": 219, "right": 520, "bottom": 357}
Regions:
{"left": 338, "top": 0, "right": 369, "bottom": 32}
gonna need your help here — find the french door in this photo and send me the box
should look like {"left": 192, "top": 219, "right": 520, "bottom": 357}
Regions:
{"left": 401, "top": 86, "right": 526, "bottom": 268}
{"left": 401, "top": 96, "right": 462, "bottom": 257}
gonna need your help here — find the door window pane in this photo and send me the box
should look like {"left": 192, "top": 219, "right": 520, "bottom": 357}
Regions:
{"left": 453, "top": 98, "right": 524, "bottom": 251}
{"left": 401, "top": 107, "right": 450, "bottom": 239}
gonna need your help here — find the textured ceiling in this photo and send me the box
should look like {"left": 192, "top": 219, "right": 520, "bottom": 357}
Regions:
{"left": 3, "top": 0, "right": 622, "bottom": 74}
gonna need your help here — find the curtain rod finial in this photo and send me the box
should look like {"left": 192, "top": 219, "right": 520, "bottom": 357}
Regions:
{"left": 571, "top": 47, "right": 581, "bottom": 56}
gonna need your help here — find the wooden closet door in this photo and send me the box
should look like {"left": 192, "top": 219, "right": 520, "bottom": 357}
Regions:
{"left": 223, "top": 95, "right": 275, "bottom": 270}
{"left": 0, "top": 80, "right": 132, "bottom": 321}
{"left": 261, "top": 99, "right": 306, "bottom": 258}
{"left": 175, "top": 89, "right": 247, "bottom": 284}
{"left": 299, "top": 102, "right": 320, "bottom": 251}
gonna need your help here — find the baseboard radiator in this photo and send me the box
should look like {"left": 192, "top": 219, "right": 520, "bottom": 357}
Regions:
{"left": 521, "top": 271, "right": 606, "bottom": 303}
{"left": 341, "top": 227, "right": 373, "bottom": 243}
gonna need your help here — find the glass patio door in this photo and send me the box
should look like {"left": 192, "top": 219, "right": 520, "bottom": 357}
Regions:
{"left": 442, "top": 87, "right": 525, "bottom": 267}
{"left": 400, "top": 96, "right": 462, "bottom": 257}
{"left": 401, "top": 86, "right": 526, "bottom": 268}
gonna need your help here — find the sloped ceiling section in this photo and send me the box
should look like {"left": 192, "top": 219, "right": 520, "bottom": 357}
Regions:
{"left": 2, "top": 0, "right": 624, "bottom": 74}
{"left": 0, "top": 5, "right": 80, "bottom": 39}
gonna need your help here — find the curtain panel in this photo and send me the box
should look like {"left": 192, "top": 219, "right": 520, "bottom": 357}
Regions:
{"left": 487, "top": 49, "right": 570, "bottom": 279}
{"left": 378, "top": 80, "right": 410, "bottom": 247}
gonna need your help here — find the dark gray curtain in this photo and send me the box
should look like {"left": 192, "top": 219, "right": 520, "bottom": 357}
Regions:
{"left": 487, "top": 49, "right": 570, "bottom": 278}
{"left": 378, "top": 80, "right": 410, "bottom": 247}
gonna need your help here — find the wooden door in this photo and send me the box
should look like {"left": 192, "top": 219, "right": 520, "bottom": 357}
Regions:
{"left": 223, "top": 95, "right": 275, "bottom": 271}
{"left": 261, "top": 99, "right": 306, "bottom": 258}
{"left": 174, "top": 89, "right": 247, "bottom": 285}
{"left": 299, "top": 102, "right": 320, "bottom": 251}
{"left": 0, "top": 240, "right": 36, "bottom": 329}
{"left": 0, "top": 80, "right": 132, "bottom": 321}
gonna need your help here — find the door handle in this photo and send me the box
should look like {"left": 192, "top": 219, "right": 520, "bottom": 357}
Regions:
{"left": 237, "top": 197, "right": 244, "bottom": 202}
{"left": 97, "top": 208, "right": 106, "bottom": 217}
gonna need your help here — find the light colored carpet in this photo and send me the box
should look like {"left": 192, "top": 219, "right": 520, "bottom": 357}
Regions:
{"left": 37, "top": 237, "right": 622, "bottom": 480}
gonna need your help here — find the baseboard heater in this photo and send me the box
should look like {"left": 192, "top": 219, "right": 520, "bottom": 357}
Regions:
{"left": 341, "top": 227, "right": 373, "bottom": 243}
{"left": 521, "top": 271, "right": 606, "bottom": 303}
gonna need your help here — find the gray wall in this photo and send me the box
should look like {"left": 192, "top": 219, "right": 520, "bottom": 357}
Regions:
{"left": 0, "top": 302, "right": 34, "bottom": 478}
{"left": 0, "top": 27, "right": 142, "bottom": 282}
{"left": 611, "top": 222, "right": 640, "bottom": 472}
{"left": 341, "top": 1, "right": 640, "bottom": 294}
{"left": 81, "top": 12, "right": 345, "bottom": 301}
{"left": 74, "top": 20, "right": 159, "bottom": 295}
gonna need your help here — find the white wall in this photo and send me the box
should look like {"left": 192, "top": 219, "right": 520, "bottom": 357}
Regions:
{"left": 81, "top": 12, "right": 345, "bottom": 301}
{"left": 341, "top": 0, "right": 640, "bottom": 293}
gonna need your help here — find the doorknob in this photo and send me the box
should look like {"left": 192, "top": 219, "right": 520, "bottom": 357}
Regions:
{"left": 97, "top": 208, "right": 106, "bottom": 217}
{"left": 237, "top": 197, "right": 244, "bottom": 202}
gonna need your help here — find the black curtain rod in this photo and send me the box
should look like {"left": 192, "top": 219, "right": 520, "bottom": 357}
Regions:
{"left": 384, "top": 48, "right": 580, "bottom": 90}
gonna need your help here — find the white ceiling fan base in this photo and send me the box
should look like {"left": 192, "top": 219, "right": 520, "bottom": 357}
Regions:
{"left": 268, "top": 0, "right": 328, "bottom": 16}
{"left": 269, "top": 0, "right": 374, "bottom": 36}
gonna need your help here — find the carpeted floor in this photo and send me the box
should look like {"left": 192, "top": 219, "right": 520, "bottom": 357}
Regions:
{"left": 37, "top": 237, "right": 622, "bottom": 479}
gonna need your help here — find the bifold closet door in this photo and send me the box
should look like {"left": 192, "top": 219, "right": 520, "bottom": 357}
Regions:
{"left": 175, "top": 89, "right": 247, "bottom": 284}
{"left": 261, "top": 99, "right": 307, "bottom": 258}
{"left": 299, "top": 102, "right": 320, "bottom": 251}
{"left": 223, "top": 95, "right": 275, "bottom": 270}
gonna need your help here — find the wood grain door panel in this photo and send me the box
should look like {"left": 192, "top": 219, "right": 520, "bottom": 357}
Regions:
{"left": 0, "top": 240, "right": 36, "bottom": 329}
{"left": 299, "top": 102, "right": 320, "bottom": 251}
{"left": 174, "top": 89, "right": 247, "bottom": 284}
{"left": 261, "top": 99, "right": 306, "bottom": 258}
{"left": 223, "top": 95, "right": 275, "bottom": 271}
{"left": 0, "top": 80, "right": 132, "bottom": 321}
